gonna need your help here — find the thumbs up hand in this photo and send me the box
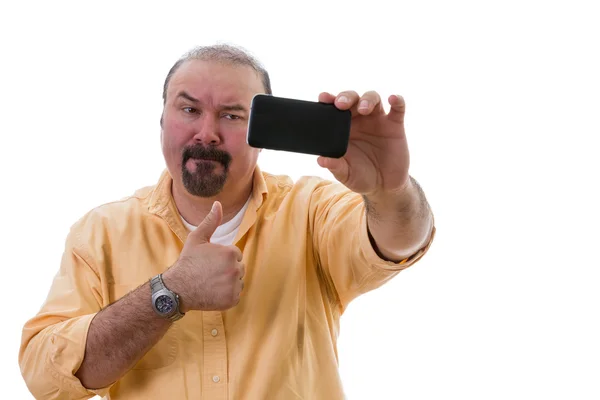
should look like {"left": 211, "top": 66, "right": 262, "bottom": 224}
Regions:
{"left": 162, "top": 201, "right": 245, "bottom": 312}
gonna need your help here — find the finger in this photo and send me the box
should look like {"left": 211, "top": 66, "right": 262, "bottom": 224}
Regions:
{"left": 357, "top": 90, "right": 383, "bottom": 116}
{"left": 238, "top": 262, "right": 245, "bottom": 279}
{"left": 192, "top": 201, "right": 223, "bottom": 243}
{"left": 317, "top": 156, "right": 349, "bottom": 184}
{"left": 232, "top": 245, "right": 243, "bottom": 262}
{"left": 387, "top": 94, "right": 406, "bottom": 124}
{"left": 318, "top": 92, "right": 337, "bottom": 103}
{"left": 334, "top": 90, "right": 360, "bottom": 113}
{"left": 236, "top": 274, "right": 244, "bottom": 294}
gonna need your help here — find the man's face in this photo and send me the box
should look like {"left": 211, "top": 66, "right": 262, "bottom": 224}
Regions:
{"left": 161, "top": 60, "right": 264, "bottom": 197}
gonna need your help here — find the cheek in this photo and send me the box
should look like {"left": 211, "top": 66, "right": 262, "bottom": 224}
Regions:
{"left": 162, "top": 120, "right": 189, "bottom": 165}
{"left": 225, "top": 127, "right": 254, "bottom": 158}
{"left": 229, "top": 146, "right": 259, "bottom": 175}
{"left": 163, "top": 118, "right": 188, "bottom": 143}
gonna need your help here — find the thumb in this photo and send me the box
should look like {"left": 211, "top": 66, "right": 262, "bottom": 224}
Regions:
{"left": 193, "top": 201, "right": 223, "bottom": 243}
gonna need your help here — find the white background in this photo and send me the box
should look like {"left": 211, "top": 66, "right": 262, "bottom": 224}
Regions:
{"left": 2, "top": 0, "right": 599, "bottom": 399}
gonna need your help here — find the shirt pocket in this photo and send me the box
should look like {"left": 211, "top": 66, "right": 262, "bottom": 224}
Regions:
{"left": 112, "top": 284, "right": 180, "bottom": 370}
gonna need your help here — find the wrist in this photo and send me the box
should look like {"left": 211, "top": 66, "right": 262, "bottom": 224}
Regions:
{"left": 161, "top": 267, "right": 189, "bottom": 314}
{"left": 365, "top": 177, "right": 415, "bottom": 204}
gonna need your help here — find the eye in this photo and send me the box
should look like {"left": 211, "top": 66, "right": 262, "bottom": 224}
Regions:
{"left": 182, "top": 107, "right": 198, "bottom": 114}
{"left": 223, "top": 114, "right": 241, "bottom": 120}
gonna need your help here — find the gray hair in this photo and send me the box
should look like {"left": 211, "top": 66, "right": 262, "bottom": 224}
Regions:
{"left": 162, "top": 44, "right": 272, "bottom": 104}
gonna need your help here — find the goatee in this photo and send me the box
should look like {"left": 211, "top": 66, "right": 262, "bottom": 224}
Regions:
{"left": 181, "top": 145, "right": 232, "bottom": 197}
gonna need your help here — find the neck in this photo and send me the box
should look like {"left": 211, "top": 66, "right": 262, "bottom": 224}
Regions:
{"left": 171, "top": 178, "right": 253, "bottom": 227}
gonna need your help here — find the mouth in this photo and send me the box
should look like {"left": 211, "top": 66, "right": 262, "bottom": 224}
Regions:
{"left": 192, "top": 157, "right": 218, "bottom": 162}
{"left": 189, "top": 155, "right": 223, "bottom": 162}
{"left": 185, "top": 158, "right": 222, "bottom": 173}
{"left": 181, "top": 145, "right": 232, "bottom": 176}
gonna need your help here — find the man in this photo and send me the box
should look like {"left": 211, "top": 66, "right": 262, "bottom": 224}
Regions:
{"left": 19, "top": 44, "right": 435, "bottom": 400}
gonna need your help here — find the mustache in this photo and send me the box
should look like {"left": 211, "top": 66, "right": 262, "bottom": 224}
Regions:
{"left": 182, "top": 145, "right": 232, "bottom": 168}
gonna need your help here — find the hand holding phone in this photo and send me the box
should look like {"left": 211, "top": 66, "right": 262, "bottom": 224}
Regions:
{"left": 247, "top": 94, "right": 351, "bottom": 158}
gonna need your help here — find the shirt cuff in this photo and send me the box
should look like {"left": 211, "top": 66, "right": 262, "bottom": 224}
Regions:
{"left": 45, "top": 313, "right": 114, "bottom": 398}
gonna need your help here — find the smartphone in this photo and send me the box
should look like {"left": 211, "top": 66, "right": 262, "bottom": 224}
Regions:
{"left": 247, "top": 94, "right": 351, "bottom": 158}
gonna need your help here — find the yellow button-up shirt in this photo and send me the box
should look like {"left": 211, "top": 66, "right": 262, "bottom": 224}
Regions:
{"left": 20, "top": 166, "right": 435, "bottom": 400}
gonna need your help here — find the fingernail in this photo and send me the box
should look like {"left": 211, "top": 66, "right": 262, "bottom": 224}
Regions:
{"left": 359, "top": 100, "right": 369, "bottom": 110}
{"left": 337, "top": 95, "right": 349, "bottom": 104}
{"left": 211, "top": 202, "right": 217, "bottom": 212}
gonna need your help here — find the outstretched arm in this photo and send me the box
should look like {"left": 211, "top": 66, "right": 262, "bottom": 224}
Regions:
{"left": 363, "top": 176, "right": 434, "bottom": 262}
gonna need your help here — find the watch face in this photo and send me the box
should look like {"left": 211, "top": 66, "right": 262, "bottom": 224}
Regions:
{"left": 155, "top": 294, "right": 175, "bottom": 314}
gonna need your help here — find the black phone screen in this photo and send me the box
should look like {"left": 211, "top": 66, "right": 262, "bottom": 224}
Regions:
{"left": 247, "top": 94, "right": 351, "bottom": 158}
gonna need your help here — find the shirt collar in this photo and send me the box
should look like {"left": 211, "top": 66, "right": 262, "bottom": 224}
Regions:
{"left": 147, "top": 165, "right": 269, "bottom": 243}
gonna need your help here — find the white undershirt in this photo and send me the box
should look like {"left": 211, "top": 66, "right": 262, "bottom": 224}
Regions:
{"left": 180, "top": 197, "right": 252, "bottom": 246}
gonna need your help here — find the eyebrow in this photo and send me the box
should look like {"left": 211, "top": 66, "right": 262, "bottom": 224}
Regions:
{"left": 176, "top": 91, "right": 248, "bottom": 112}
{"left": 221, "top": 104, "right": 248, "bottom": 112}
{"left": 177, "top": 91, "right": 199, "bottom": 103}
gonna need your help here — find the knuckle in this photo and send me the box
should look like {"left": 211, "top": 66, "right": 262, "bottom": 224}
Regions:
{"left": 339, "top": 90, "right": 356, "bottom": 98}
{"left": 225, "top": 247, "right": 239, "bottom": 261}
{"left": 362, "top": 91, "right": 379, "bottom": 103}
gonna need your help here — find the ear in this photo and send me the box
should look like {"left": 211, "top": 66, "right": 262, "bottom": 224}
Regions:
{"left": 159, "top": 113, "right": 164, "bottom": 143}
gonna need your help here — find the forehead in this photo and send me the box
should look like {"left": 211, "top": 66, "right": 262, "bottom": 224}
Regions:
{"left": 167, "top": 60, "right": 265, "bottom": 104}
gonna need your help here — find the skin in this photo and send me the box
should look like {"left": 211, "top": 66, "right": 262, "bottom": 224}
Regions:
{"left": 75, "top": 202, "right": 242, "bottom": 389}
{"left": 75, "top": 60, "right": 433, "bottom": 389}
{"left": 316, "top": 90, "right": 434, "bottom": 260}
{"left": 161, "top": 60, "right": 265, "bottom": 225}
{"left": 75, "top": 60, "right": 258, "bottom": 389}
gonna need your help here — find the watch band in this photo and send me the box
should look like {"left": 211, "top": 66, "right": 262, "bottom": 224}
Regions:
{"left": 150, "top": 274, "right": 165, "bottom": 293}
{"left": 150, "top": 273, "right": 185, "bottom": 322}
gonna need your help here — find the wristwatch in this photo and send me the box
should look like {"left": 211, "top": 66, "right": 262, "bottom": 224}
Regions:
{"left": 150, "top": 274, "right": 185, "bottom": 322}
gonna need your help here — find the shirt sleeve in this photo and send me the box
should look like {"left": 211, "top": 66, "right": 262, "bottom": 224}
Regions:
{"left": 19, "top": 224, "right": 114, "bottom": 399}
{"left": 310, "top": 180, "right": 436, "bottom": 313}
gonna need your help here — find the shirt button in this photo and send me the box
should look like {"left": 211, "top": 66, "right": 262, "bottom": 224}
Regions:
{"left": 211, "top": 329, "right": 218, "bottom": 337}
{"left": 212, "top": 375, "right": 220, "bottom": 383}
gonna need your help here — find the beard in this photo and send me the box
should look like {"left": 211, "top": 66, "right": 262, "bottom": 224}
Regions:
{"left": 181, "top": 145, "right": 232, "bottom": 197}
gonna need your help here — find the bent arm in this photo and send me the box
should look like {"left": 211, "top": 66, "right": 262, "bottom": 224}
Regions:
{"left": 74, "top": 281, "right": 172, "bottom": 389}
{"left": 19, "top": 231, "right": 177, "bottom": 399}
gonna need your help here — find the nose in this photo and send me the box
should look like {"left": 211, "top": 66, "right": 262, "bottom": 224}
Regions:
{"left": 192, "top": 114, "right": 221, "bottom": 146}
